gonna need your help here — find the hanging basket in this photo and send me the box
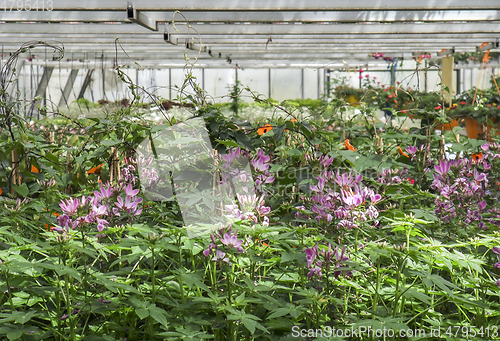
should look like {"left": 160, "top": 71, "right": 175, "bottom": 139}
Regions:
{"left": 346, "top": 94, "right": 360, "bottom": 106}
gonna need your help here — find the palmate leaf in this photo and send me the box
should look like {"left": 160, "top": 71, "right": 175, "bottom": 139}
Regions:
{"left": 149, "top": 304, "right": 169, "bottom": 328}
{"left": 226, "top": 309, "right": 269, "bottom": 334}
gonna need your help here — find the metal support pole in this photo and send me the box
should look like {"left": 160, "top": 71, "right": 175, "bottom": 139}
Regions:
{"left": 30, "top": 66, "right": 54, "bottom": 117}
{"left": 317, "top": 69, "right": 320, "bottom": 99}
{"left": 168, "top": 68, "right": 171, "bottom": 100}
{"left": 101, "top": 53, "right": 105, "bottom": 101}
{"left": 301, "top": 68, "right": 304, "bottom": 99}
{"left": 268, "top": 68, "right": 271, "bottom": 99}
{"left": 424, "top": 59, "right": 428, "bottom": 92}
{"left": 201, "top": 68, "right": 205, "bottom": 90}
{"left": 77, "top": 69, "right": 94, "bottom": 100}
{"left": 58, "top": 69, "right": 79, "bottom": 107}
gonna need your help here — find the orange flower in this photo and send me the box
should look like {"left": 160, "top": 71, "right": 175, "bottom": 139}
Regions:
{"left": 257, "top": 124, "right": 273, "bottom": 135}
{"left": 398, "top": 146, "right": 409, "bottom": 158}
{"left": 344, "top": 139, "right": 356, "bottom": 151}
{"left": 291, "top": 119, "right": 297, "bottom": 123}
{"left": 471, "top": 153, "right": 483, "bottom": 162}
{"left": 0, "top": 188, "right": 2, "bottom": 196}
{"left": 31, "top": 165, "right": 39, "bottom": 173}
{"left": 86, "top": 164, "right": 103, "bottom": 174}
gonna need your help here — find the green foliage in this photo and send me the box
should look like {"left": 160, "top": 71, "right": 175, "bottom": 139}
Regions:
{"left": 3, "top": 42, "right": 500, "bottom": 341}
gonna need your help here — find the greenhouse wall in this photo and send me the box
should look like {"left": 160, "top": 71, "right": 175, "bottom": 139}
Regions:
{"left": 12, "top": 59, "right": 500, "bottom": 117}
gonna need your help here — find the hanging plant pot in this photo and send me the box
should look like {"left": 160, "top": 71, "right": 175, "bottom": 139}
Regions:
{"left": 464, "top": 117, "right": 484, "bottom": 139}
{"left": 435, "top": 118, "right": 461, "bottom": 131}
{"left": 346, "top": 94, "right": 360, "bottom": 106}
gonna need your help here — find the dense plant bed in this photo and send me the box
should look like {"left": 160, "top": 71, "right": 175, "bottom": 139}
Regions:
{"left": 2, "top": 48, "right": 500, "bottom": 340}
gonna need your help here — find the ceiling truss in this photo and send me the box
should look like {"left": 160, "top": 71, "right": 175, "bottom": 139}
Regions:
{"left": 0, "top": 0, "right": 498, "bottom": 68}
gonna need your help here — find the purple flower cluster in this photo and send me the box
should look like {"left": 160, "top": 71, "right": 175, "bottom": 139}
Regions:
{"left": 492, "top": 247, "right": 500, "bottom": 286}
{"left": 251, "top": 150, "right": 275, "bottom": 189}
{"left": 137, "top": 156, "right": 159, "bottom": 188}
{"left": 203, "top": 225, "right": 245, "bottom": 265}
{"left": 405, "top": 144, "right": 429, "bottom": 161}
{"left": 3, "top": 198, "right": 30, "bottom": 212}
{"left": 225, "top": 194, "right": 271, "bottom": 226}
{"left": 300, "top": 164, "right": 382, "bottom": 229}
{"left": 377, "top": 168, "right": 409, "bottom": 185}
{"left": 304, "top": 244, "right": 351, "bottom": 279}
{"left": 55, "top": 160, "right": 142, "bottom": 233}
{"left": 431, "top": 158, "right": 488, "bottom": 229}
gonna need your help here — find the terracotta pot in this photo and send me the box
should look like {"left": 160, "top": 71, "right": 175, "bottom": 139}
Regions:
{"left": 435, "top": 118, "right": 460, "bottom": 131}
{"left": 464, "top": 117, "right": 484, "bottom": 139}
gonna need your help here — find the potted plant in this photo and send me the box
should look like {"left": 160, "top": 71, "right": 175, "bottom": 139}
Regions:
{"left": 456, "top": 87, "right": 500, "bottom": 139}
{"left": 334, "top": 85, "right": 364, "bottom": 106}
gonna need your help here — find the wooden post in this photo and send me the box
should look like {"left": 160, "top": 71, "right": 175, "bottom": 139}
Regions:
{"left": 375, "top": 137, "right": 383, "bottom": 154}
{"left": 440, "top": 135, "right": 446, "bottom": 159}
{"left": 11, "top": 150, "right": 20, "bottom": 196}
{"left": 110, "top": 147, "right": 120, "bottom": 183}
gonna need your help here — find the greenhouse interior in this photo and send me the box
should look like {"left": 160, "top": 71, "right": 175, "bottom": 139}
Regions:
{"left": 2, "top": 1, "right": 500, "bottom": 340}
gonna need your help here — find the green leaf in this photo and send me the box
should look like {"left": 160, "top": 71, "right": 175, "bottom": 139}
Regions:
{"left": 234, "top": 130, "right": 254, "bottom": 150}
{"left": 101, "top": 140, "right": 119, "bottom": 146}
{"left": 44, "top": 152, "right": 59, "bottom": 164}
{"left": 61, "top": 173, "right": 73, "bottom": 187}
{"left": 136, "top": 308, "right": 150, "bottom": 319}
{"left": 273, "top": 125, "right": 286, "bottom": 142}
{"left": 267, "top": 307, "right": 292, "bottom": 319}
{"left": 215, "top": 139, "right": 240, "bottom": 148}
{"left": 12, "top": 184, "right": 29, "bottom": 197}
{"left": 285, "top": 148, "right": 303, "bottom": 157}
{"left": 241, "top": 317, "right": 257, "bottom": 334}
{"left": 280, "top": 251, "right": 295, "bottom": 263}
{"left": 235, "top": 292, "right": 245, "bottom": 305}
{"left": 149, "top": 304, "right": 169, "bottom": 328}
{"left": 6, "top": 330, "right": 23, "bottom": 340}
{"left": 403, "top": 288, "right": 431, "bottom": 305}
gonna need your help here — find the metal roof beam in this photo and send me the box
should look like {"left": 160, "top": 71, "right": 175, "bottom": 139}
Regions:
{"left": 2, "top": 22, "right": 500, "bottom": 35}
{"left": 164, "top": 22, "right": 500, "bottom": 35}
{"left": 126, "top": 2, "right": 158, "bottom": 31}
{"left": 47, "top": 0, "right": 500, "bottom": 11}
{"left": 2, "top": 10, "right": 500, "bottom": 23}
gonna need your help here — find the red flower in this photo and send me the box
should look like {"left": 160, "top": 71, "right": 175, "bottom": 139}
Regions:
{"left": 460, "top": 101, "right": 467, "bottom": 105}
{"left": 435, "top": 105, "right": 442, "bottom": 110}
{"left": 407, "top": 177, "right": 415, "bottom": 184}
